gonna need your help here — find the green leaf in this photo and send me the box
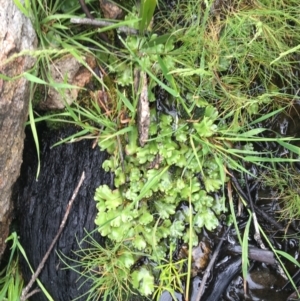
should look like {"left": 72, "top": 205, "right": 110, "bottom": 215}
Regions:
{"left": 145, "top": 33, "right": 175, "bottom": 50}
{"left": 110, "top": 226, "right": 127, "bottom": 241}
{"left": 193, "top": 117, "right": 218, "bottom": 137}
{"left": 132, "top": 267, "right": 154, "bottom": 295}
{"left": 115, "top": 167, "right": 126, "bottom": 187}
{"left": 193, "top": 190, "right": 214, "bottom": 209}
{"left": 125, "top": 188, "right": 139, "bottom": 201}
{"left": 130, "top": 167, "right": 142, "bottom": 182}
{"left": 203, "top": 177, "right": 223, "bottom": 192}
{"left": 133, "top": 235, "right": 147, "bottom": 250}
{"left": 156, "top": 220, "right": 171, "bottom": 239}
{"left": 194, "top": 209, "right": 218, "bottom": 231}
{"left": 102, "top": 158, "right": 116, "bottom": 172}
{"left": 94, "top": 185, "right": 123, "bottom": 210}
{"left": 158, "top": 171, "right": 173, "bottom": 192}
{"left": 136, "top": 146, "right": 155, "bottom": 164}
{"left": 139, "top": 209, "right": 154, "bottom": 225}
{"left": 126, "top": 126, "right": 139, "bottom": 155}
{"left": 129, "top": 166, "right": 169, "bottom": 208}
{"left": 170, "top": 220, "right": 185, "bottom": 237}
{"left": 176, "top": 179, "right": 186, "bottom": 191}
{"left": 155, "top": 200, "right": 176, "bottom": 218}
{"left": 119, "top": 251, "right": 135, "bottom": 269}
{"left": 205, "top": 106, "right": 218, "bottom": 120}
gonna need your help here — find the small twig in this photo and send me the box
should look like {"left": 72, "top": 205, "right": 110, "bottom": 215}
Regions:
{"left": 78, "top": 0, "right": 93, "bottom": 19}
{"left": 70, "top": 17, "right": 139, "bottom": 35}
{"left": 195, "top": 226, "right": 231, "bottom": 301}
{"left": 77, "top": 0, "right": 109, "bottom": 43}
{"left": 20, "top": 172, "right": 86, "bottom": 301}
{"left": 23, "top": 288, "right": 41, "bottom": 300}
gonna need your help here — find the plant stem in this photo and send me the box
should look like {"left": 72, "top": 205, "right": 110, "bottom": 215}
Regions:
{"left": 70, "top": 18, "right": 139, "bottom": 35}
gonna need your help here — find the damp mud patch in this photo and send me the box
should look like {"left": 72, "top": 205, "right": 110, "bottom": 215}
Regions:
{"left": 13, "top": 125, "right": 111, "bottom": 301}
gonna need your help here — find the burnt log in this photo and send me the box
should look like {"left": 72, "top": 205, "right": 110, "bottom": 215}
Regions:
{"left": 14, "top": 125, "right": 111, "bottom": 301}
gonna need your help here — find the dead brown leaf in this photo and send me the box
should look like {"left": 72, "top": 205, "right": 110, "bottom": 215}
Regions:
{"left": 99, "top": 0, "right": 124, "bottom": 19}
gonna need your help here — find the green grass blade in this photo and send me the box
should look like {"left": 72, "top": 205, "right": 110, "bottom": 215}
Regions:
{"left": 271, "top": 44, "right": 300, "bottom": 64}
{"left": 23, "top": 72, "right": 48, "bottom": 85}
{"left": 130, "top": 166, "right": 169, "bottom": 209}
{"left": 139, "top": 0, "right": 157, "bottom": 33}
{"left": 242, "top": 216, "right": 251, "bottom": 283}
{"left": 276, "top": 140, "right": 300, "bottom": 156}
{"left": 51, "top": 129, "right": 91, "bottom": 147}
{"left": 185, "top": 181, "right": 193, "bottom": 299}
{"left": 248, "top": 108, "right": 285, "bottom": 126}
{"left": 5, "top": 233, "right": 54, "bottom": 301}
{"left": 244, "top": 156, "right": 300, "bottom": 163}
{"left": 237, "top": 128, "right": 267, "bottom": 137}
{"left": 168, "top": 68, "right": 212, "bottom": 77}
{"left": 259, "top": 225, "right": 300, "bottom": 297}
{"left": 28, "top": 98, "right": 40, "bottom": 179}
{"left": 117, "top": 90, "right": 135, "bottom": 113}
{"left": 157, "top": 55, "right": 178, "bottom": 94}
{"left": 13, "top": 0, "right": 30, "bottom": 17}
{"left": 275, "top": 250, "right": 300, "bottom": 268}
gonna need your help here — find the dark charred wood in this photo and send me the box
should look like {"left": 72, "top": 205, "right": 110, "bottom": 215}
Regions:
{"left": 13, "top": 125, "right": 111, "bottom": 301}
{"left": 200, "top": 256, "right": 242, "bottom": 301}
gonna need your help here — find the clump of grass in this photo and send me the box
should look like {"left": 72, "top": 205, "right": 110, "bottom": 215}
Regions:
{"left": 0, "top": 232, "right": 53, "bottom": 301}
{"left": 68, "top": 233, "right": 151, "bottom": 301}
{"left": 259, "top": 164, "right": 300, "bottom": 223}
{"left": 0, "top": 245, "right": 23, "bottom": 301}
{"left": 157, "top": 0, "right": 300, "bottom": 127}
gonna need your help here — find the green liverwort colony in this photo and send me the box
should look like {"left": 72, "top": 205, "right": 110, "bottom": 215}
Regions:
{"left": 94, "top": 104, "right": 227, "bottom": 294}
